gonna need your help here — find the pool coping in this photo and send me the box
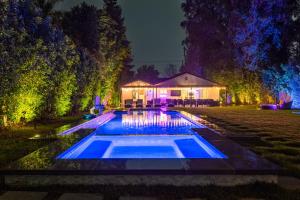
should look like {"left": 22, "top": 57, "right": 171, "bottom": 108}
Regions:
{"left": 0, "top": 111, "right": 281, "bottom": 176}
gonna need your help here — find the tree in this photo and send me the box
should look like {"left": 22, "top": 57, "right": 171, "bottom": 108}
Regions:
{"left": 233, "top": 0, "right": 286, "bottom": 70}
{"left": 33, "top": 0, "right": 62, "bottom": 16}
{"left": 263, "top": 64, "right": 300, "bottom": 107}
{"left": 135, "top": 65, "right": 160, "bottom": 83}
{"left": 99, "top": 0, "right": 132, "bottom": 106}
{"left": 0, "top": 0, "right": 79, "bottom": 123}
{"left": 164, "top": 64, "right": 177, "bottom": 77}
{"left": 62, "top": 2, "right": 100, "bottom": 52}
{"left": 181, "top": 0, "right": 237, "bottom": 76}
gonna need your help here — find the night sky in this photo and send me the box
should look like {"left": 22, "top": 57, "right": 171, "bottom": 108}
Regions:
{"left": 55, "top": 0, "right": 185, "bottom": 76}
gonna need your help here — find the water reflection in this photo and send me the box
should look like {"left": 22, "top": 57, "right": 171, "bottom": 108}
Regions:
{"left": 121, "top": 111, "right": 193, "bottom": 128}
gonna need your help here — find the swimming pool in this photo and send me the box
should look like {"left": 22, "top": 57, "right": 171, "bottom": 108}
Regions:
{"left": 57, "top": 110, "right": 227, "bottom": 159}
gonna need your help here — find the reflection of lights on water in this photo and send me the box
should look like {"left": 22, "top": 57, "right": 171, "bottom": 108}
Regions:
{"left": 121, "top": 112, "right": 193, "bottom": 128}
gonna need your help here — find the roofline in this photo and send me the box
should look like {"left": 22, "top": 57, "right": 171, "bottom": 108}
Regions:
{"left": 154, "top": 72, "right": 224, "bottom": 86}
{"left": 122, "top": 85, "right": 226, "bottom": 88}
{"left": 121, "top": 72, "right": 226, "bottom": 87}
{"left": 122, "top": 79, "right": 153, "bottom": 87}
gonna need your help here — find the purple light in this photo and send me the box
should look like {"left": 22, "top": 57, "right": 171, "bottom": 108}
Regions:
{"left": 260, "top": 104, "right": 278, "bottom": 110}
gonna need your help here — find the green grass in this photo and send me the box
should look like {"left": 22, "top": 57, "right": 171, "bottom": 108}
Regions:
{"left": 0, "top": 114, "right": 84, "bottom": 167}
{"left": 175, "top": 106, "right": 300, "bottom": 177}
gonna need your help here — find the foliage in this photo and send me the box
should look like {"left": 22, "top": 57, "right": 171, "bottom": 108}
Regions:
{"left": 9, "top": 48, "right": 51, "bottom": 122}
{"left": 234, "top": 0, "right": 286, "bottom": 70}
{"left": 263, "top": 64, "right": 300, "bottom": 107}
{"left": 0, "top": 0, "right": 80, "bottom": 124}
{"left": 98, "top": 0, "right": 132, "bottom": 106}
{"left": 33, "top": 0, "right": 62, "bottom": 16}
{"left": 135, "top": 65, "right": 160, "bottom": 83}
{"left": 181, "top": 0, "right": 300, "bottom": 105}
{"left": 181, "top": 0, "right": 235, "bottom": 76}
{"left": 0, "top": 0, "right": 133, "bottom": 126}
{"left": 75, "top": 49, "right": 100, "bottom": 111}
{"left": 62, "top": 2, "right": 99, "bottom": 52}
{"left": 213, "top": 68, "right": 263, "bottom": 104}
{"left": 164, "top": 64, "right": 178, "bottom": 77}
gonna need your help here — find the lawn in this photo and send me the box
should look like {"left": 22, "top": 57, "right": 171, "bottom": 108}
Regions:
{"left": 0, "top": 114, "right": 84, "bottom": 168}
{"left": 175, "top": 106, "right": 300, "bottom": 177}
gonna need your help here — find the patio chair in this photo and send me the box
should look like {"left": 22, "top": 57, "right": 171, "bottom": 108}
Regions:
{"left": 207, "top": 99, "right": 214, "bottom": 106}
{"left": 166, "top": 99, "right": 175, "bottom": 107}
{"left": 124, "top": 99, "right": 133, "bottom": 108}
{"left": 196, "top": 99, "right": 203, "bottom": 107}
{"left": 212, "top": 100, "right": 220, "bottom": 106}
{"left": 177, "top": 99, "right": 183, "bottom": 107}
{"left": 136, "top": 99, "right": 143, "bottom": 108}
{"left": 190, "top": 99, "right": 197, "bottom": 107}
{"left": 146, "top": 100, "right": 153, "bottom": 108}
{"left": 173, "top": 99, "right": 178, "bottom": 107}
{"left": 154, "top": 98, "right": 161, "bottom": 107}
{"left": 184, "top": 99, "right": 191, "bottom": 107}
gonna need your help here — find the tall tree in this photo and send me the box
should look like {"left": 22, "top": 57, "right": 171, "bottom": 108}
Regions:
{"left": 135, "top": 65, "right": 160, "bottom": 83}
{"left": 62, "top": 2, "right": 99, "bottom": 52}
{"left": 164, "top": 64, "right": 178, "bottom": 77}
{"left": 33, "top": 0, "right": 62, "bottom": 16}
{"left": 99, "top": 0, "right": 132, "bottom": 106}
{"left": 234, "top": 0, "right": 287, "bottom": 71}
{"left": 181, "top": 0, "right": 268, "bottom": 104}
{"left": 181, "top": 0, "right": 236, "bottom": 76}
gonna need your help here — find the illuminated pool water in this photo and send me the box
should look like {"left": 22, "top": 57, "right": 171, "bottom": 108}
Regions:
{"left": 57, "top": 111, "right": 227, "bottom": 159}
{"left": 94, "top": 110, "right": 204, "bottom": 135}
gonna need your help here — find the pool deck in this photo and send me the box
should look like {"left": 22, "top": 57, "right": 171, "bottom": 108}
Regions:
{"left": 0, "top": 112, "right": 281, "bottom": 188}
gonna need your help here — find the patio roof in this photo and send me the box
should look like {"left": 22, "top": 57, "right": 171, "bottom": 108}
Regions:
{"left": 154, "top": 73, "right": 222, "bottom": 87}
{"left": 122, "top": 73, "right": 225, "bottom": 88}
{"left": 122, "top": 80, "right": 153, "bottom": 88}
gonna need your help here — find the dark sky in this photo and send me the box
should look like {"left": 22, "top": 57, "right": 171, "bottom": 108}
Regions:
{"left": 55, "top": 0, "right": 185, "bottom": 76}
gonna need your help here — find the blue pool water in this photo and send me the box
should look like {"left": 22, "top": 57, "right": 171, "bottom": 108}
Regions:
{"left": 57, "top": 111, "right": 227, "bottom": 159}
{"left": 95, "top": 110, "right": 202, "bottom": 135}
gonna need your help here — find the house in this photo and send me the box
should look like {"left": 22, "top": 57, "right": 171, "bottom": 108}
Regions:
{"left": 121, "top": 72, "right": 226, "bottom": 107}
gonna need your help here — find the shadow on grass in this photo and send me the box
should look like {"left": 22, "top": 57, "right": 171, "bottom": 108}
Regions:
{"left": 6, "top": 182, "right": 300, "bottom": 200}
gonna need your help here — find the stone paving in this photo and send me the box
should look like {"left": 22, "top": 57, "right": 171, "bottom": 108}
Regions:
{"left": 58, "top": 193, "right": 103, "bottom": 200}
{"left": 0, "top": 191, "right": 282, "bottom": 200}
{"left": 0, "top": 191, "right": 47, "bottom": 200}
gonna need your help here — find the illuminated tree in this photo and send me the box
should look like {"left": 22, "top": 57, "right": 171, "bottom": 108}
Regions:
{"left": 234, "top": 0, "right": 286, "bottom": 71}
{"left": 99, "top": 0, "right": 132, "bottom": 106}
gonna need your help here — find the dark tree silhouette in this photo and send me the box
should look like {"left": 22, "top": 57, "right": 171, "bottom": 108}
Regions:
{"left": 62, "top": 2, "right": 99, "bottom": 52}
{"left": 135, "top": 65, "right": 160, "bottom": 83}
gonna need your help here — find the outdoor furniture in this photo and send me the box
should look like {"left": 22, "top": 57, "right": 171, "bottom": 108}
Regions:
{"left": 173, "top": 99, "right": 178, "bottom": 106}
{"left": 177, "top": 99, "right": 183, "bottom": 107}
{"left": 136, "top": 99, "right": 143, "bottom": 108}
{"left": 190, "top": 99, "right": 197, "bottom": 107}
{"left": 154, "top": 98, "right": 161, "bottom": 107}
{"left": 146, "top": 100, "right": 153, "bottom": 108}
{"left": 196, "top": 99, "right": 204, "bottom": 107}
{"left": 260, "top": 104, "right": 277, "bottom": 110}
{"left": 184, "top": 99, "right": 191, "bottom": 107}
{"left": 124, "top": 99, "right": 133, "bottom": 108}
{"left": 279, "top": 101, "right": 293, "bottom": 110}
{"left": 203, "top": 99, "right": 214, "bottom": 106}
{"left": 166, "top": 99, "right": 175, "bottom": 107}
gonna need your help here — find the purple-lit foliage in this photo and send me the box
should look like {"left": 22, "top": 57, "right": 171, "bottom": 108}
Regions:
{"left": 234, "top": 0, "right": 286, "bottom": 70}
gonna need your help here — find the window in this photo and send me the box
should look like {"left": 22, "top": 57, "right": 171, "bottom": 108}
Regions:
{"left": 171, "top": 90, "right": 181, "bottom": 96}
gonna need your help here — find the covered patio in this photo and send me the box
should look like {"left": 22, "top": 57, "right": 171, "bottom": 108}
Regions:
{"left": 121, "top": 73, "right": 226, "bottom": 108}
